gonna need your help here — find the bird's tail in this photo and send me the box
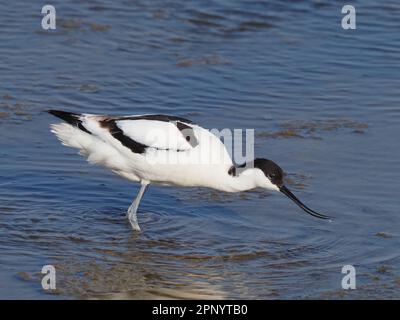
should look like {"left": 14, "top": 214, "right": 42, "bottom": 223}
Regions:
{"left": 48, "top": 110, "right": 91, "bottom": 134}
{"left": 49, "top": 110, "right": 125, "bottom": 168}
{"left": 48, "top": 109, "right": 81, "bottom": 123}
{"left": 50, "top": 122, "right": 92, "bottom": 150}
{"left": 48, "top": 109, "right": 93, "bottom": 150}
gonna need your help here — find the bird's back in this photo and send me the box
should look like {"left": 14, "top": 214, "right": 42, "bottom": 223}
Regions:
{"left": 49, "top": 110, "right": 233, "bottom": 188}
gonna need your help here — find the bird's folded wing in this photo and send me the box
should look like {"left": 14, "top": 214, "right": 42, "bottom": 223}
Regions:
{"left": 101, "top": 118, "right": 199, "bottom": 153}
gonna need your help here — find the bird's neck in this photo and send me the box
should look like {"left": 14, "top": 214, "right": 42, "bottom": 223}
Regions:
{"left": 218, "top": 165, "right": 260, "bottom": 192}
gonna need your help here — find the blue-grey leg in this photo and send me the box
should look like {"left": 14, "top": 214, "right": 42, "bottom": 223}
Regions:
{"left": 127, "top": 181, "right": 149, "bottom": 231}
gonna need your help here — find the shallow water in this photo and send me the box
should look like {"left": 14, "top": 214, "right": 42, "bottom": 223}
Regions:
{"left": 1, "top": 0, "right": 400, "bottom": 299}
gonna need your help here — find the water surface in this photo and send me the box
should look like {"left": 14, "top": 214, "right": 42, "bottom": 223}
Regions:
{"left": 0, "top": 0, "right": 399, "bottom": 299}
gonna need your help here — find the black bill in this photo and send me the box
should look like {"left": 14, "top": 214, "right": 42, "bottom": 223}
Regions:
{"left": 279, "top": 185, "right": 331, "bottom": 220}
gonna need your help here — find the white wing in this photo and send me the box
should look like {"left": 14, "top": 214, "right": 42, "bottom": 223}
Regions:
{"left": 48, "top": 110, "right": 199, "bottom": 155}
{"left": 116, "top": 119, "right": 195, "bottom": 151}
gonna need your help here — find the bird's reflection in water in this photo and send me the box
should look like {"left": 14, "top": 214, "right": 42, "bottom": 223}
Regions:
{"left": 53, "top": 236, "right": 229, "bottom": 299}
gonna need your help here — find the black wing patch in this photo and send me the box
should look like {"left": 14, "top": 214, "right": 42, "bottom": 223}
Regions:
{"left": 48, "top": 110, "right": 91, "bottom": 134}
{"left": 228, "top": 162, "right": 247, "bottom": 176}
{"left": 101, "top": 115, "right": 198, "bottom": 154}
{"left": 117, "top": 114, "right": 195, "bottom": 124}
{"left": 100, "top": 119, "right": 147, "bottom": 154}
{"left": 228, "top": 166, "right": 236, "bottom": 176}
{"left": 175, "top": 121, "right": 198, "bottom": 148}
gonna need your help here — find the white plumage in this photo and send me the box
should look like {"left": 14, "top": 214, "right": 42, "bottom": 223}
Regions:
{"left": 49, "top": 110, "right": 330, "bottom": 231}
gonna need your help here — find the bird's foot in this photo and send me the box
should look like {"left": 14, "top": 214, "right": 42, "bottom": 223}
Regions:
{"left": 128, "top": 218, "right": 141, "bottom": 231}
{"left": 127, "top": 210, "right": 141, "bottom": 231}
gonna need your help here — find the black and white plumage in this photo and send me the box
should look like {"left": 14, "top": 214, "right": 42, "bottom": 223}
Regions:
{"left": 49, "top": 110, "right": 330, "bottom": 231}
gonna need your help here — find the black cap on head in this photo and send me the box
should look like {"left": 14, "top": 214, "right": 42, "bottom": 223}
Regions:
{"left": 253, "top": 158, "right": 331, "bottom": 220}
{"left": 253, "top": 158, "right": 284, "bottom": 187}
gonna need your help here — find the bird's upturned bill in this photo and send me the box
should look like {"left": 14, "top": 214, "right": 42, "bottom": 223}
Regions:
{"left": 279, "top": 185, "right": 331, "bottom": 220}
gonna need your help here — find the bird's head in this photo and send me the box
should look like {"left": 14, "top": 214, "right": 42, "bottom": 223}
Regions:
{"left": 243, "top": 158, "right": 330, "bottom": 220}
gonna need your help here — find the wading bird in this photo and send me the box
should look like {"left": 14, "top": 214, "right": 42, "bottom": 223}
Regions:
{"left": 49, "top": 110, "right": 330, "bottom": 231}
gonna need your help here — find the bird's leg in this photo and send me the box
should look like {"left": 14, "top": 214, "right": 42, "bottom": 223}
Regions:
{"left": 127, "top": 181, "right": 149, "bottom": 231}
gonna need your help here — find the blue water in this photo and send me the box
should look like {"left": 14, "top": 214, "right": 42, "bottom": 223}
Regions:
{"left": 0, "top": 0, "right": 399, "bottom": 299}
